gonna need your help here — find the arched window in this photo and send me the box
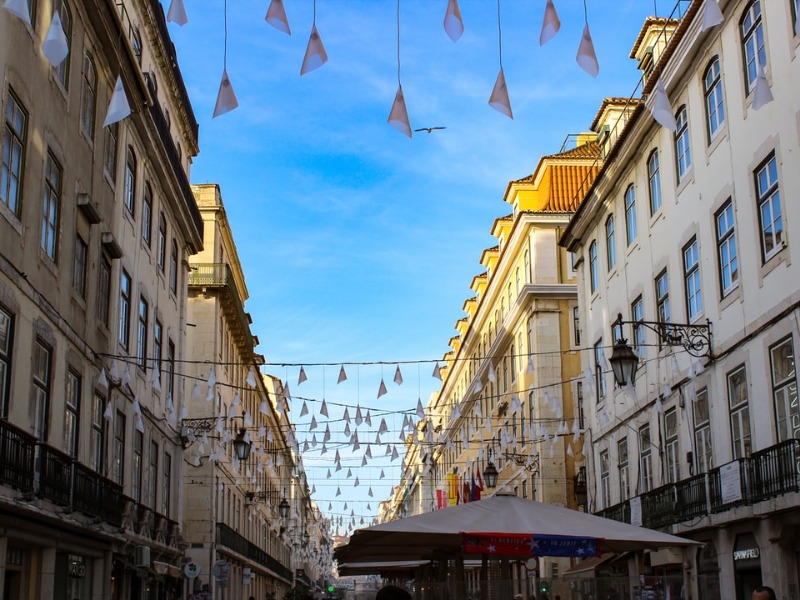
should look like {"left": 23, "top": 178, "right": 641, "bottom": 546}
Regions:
{"left": 52, "top": 0, "right": 72, "bottom": 87}
{"left": 703, "top": 57, "right": 725, "bottom": 142}
{"left": 674, "top": 106, "right": 692, "bottom": 180}
{"left": 124, "top": 146, "right": 136, "bottom": 215}
{"left": 80, "top": 52, "right": 97, "bottom": 139}
{"left": 605, "top": 215, "right": 616, "bottom": 270}
{"left": 589, "top": 241, "right": 598, "bottom": 293}
{"left": 740, "top": 0, "right": 766, "bottom": 94}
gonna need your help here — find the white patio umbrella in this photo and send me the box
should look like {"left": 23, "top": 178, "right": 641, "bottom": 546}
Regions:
{"left": 335, "top": 493, "right": 700, "bottom": 564}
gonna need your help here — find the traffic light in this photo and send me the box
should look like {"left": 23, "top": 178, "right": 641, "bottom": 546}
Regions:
{"left": 540, "top": 581, "right": 550, "bottom": 595}
{"left": 327, "top": 586, "right": 335, "bottom": 593}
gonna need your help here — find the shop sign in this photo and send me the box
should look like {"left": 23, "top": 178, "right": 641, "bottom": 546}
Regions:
{"left": 212, "top": 560, "right": 230, "bottom": 588}
{"left": 184, "top": 562, "right": 201, "bottom": 579}
{"left": 629, "top": 497, "right": 642, "bottom": 527}
{"left": 720, "top": 461, "right": 743, "bottom": 504}
{"left": 69, "top": 555, "right": 86, "bottom": 578}
{"left": 733, "top": 548, "right": 760, "bottom": 561}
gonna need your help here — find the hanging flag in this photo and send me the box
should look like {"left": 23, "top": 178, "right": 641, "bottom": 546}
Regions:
{"left": 338, "top": 365, "right": 347, "bottom": 383}
{"left": 377, "top": 378, "right": 388, "bottom": 398}
{"left": 298, "top": 365, "right": 307, "bottom": 385}
{"left": 393, "top": 365, "right": 403, "bottom": 385}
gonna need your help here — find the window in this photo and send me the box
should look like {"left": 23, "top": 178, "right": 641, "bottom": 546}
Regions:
{"left": 664, "top": 408, "right": 679, "bottom": 483}
{"left": 631, "top": 296, "right": 645, "bottom": 352}
{"left": 793, "top": 0, "right": 799, "bottom": 37}
{"left": 624, "top": 185, "right": 638, "bottom": 245}
{"left": 158, "top": 213, "right": 166, "bottom": 271}
{"left": 674, "top": 106, "right": 692, "bottom": 181}
{"left": 683, "top": 238, "right": 702, "bottom": 321}
{"left": 80, "top": 52, "right": 96, "bottom": 140}
{"left": 97, "top": 255, "right": 111, "bottom": 327}
{"left": 91, "top": 393, "right": 106, "bottom": 473}
{"left": 64, "top": 369, "right": 80, "bottom": 457}
{"left": 162, "top": 452, "right": 172, "bottom": 516}
{"left": 170, "top": 239, "right": 178, "bottom": 294}
{"left": 618, "top": 438, "right": 629, "bottom": 501}
{"left": 123, "top": 147, "right": 136, "bottom": 215}
{"left": 577, "top": 381, "right": 585, "bottom": 429}
{"left": 41, "top": 152, "right": 62, "bottom": 260}
{"left": 589, "top": 241, "right": 598, "bottom": 293}
{"left": 715, "top": 200, "right": 739, "bottom": 295}
{"left": 52, "top": 0, "right": 72, "bottom": 87}
{"left": 104, "top": 123, "right": 118, "bottom": 182}
{"left": 647, "top": 150, "right": 662, "bottom": 216}
{"left": 119, "top": 270, "right": 131, "bottom": 349}
{"left": 770, "top": 337, "right": 799, "bottom": 442}
{"left": 703, "top": 58, "right": 725, "bottom": 142}
{"left": 656, "top": 269, "right": 670, "bottom": 325}
{"left": 741, "top": 0, "right": 766, "bottom": 95}
{"left": 605, "top": 215, "right": 616, "bottom": 270}
{"left": 755, "top": 154, "right": 783, "bottom": 262}
{"left": 32, "top": 339, "right": 51, "bottom": 439}
{"left": 639, "top": 424, "right": 653, "bottom": 493}
{"left": 132, "top": 27, "right": 142, "bottom": 65}
{"left": 573, "top": 306, "right": 581, "bottom": 346}
{"left": 728, "top": 365, "right": 751, "bottom": 459}
{"left": 137, "top": 297, "right": 148, "bottom": 370}
{"left": 0, "top": 306, "right": 12, "bottom": 418}
{"left": 113, "top": 410, "right": 125, "bottom": 485}
{"left": 2, "top": 90, "right": 27, "bottom": 216}
{"left": 594, "top": 339, "right": 606, "bottom": 401}
{"left": 149, "top": 440, "right": 159, "bottom": 509}
{"left": 73, "top": 234, "right": 87, "bottom": 298}
{"left": 693, "top": 387, "right": 713, "bottom": 473}
{"left": 154, "top": 319, "right": 163, "bottom": 380}
{"left": 167, "top": 339, "right": 175, "bottom": 398}
{"left": 142, "top": 183, "right": 153, "bottom": 246}
{"left": 600, "top": 450, "right": 611, "bottom": 509}
{"left": 510, "top": 343, "right": 516, "bottom": 384}
{"left": 133, "top": 430, "right": 143, "bottom": 502}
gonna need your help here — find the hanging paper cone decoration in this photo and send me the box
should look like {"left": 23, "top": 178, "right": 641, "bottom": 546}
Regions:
{"left": 576, "top": 24, "right": 599, "bottom": 77}
{"left": 393, "top": 365, "right": 403, "bottom": 385}
{"left": 377, "top": 378, "right": 388, "bottom": 398}
{"left": 151, "top": 366, "right": 161, "bottom": 392}
{"left": 752, "top": 63, "right": 773, "bottom": 110}
{"left": 299, "top": 401, "right": 309, "bottom": 417}
{"left": 320, "top": 399, "right": 329, "bottom": 417}
{"left": 266, "top": 0, "right": 291, "bottom": 35}
{"left": 432, "top": 361, "right": 442, "bottom": 380}
{"left": 213, "top": 69, "right": 239, "bottom": 118}
{"left": 443, "top": 0, "right": 464, "bottom": 42}
{"left": 488, "top": 68, "right": 513, "bottom": 118}
{"left": 700, "top": 0, "right": 723, "bottom": 31}
{"left": 388, "top": 86, "right": 412, "bottom": 137}
{"left": 98, "top": 368, "right": 108, "bottom": 389}
{"left": 42, "top": 12, "right": 69, "bottom": 67}
{"left": 298, "top": 365, "right": 307, "bottom": 385}
{"left": 380, "top": 469, "right": 385, "bottom": 479}
{"left": 338, "top": 365, "right": 347, "bottom": 383}
{"left": 487, "top": 363, "right": 496, "bottom": 383}
{"left": 246, "top": 366, "right": 257, "bottom": 387}
{"left": 539, "top": 0, "right": 560, "bottom": 45}
{"left": 167, "top": 0, "right": 188, "bottom": 26}
{"left": 301, "top": 24, "right": 328, "bottom": 75}
{"left": 649, "top": 78, "right": 677, "bottom": 131}
{"left": 416, "top": 398, "right": 425, "bottom": 418}
{"left": 3, "top": 0, "right": 31, "bottom": 26}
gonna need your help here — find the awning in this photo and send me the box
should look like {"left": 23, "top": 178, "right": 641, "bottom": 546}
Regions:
{"left": 563, "top": 553, "right": 627, "bottom": 577}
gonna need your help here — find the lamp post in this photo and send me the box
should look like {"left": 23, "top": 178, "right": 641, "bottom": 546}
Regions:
{"left": 279, "top": 497, "right": 291, "bottom": 520}
{"left": 483, "top": 461, "right": 499, "bottom": 489}
{"left": 232, "top": 428, "right": 252, "bottom": 461}
{"left": 609, "top": 339, "right": 639, "bottom": 387}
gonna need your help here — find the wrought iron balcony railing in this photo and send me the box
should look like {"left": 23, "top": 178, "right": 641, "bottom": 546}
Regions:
{"left": 596, "top": 439, "right": 800, "bottom": 529}
{"left": 216, "top": 522, "right": 293, "bottom": 581}
{"left": 0, "top": 419, "right": 36, "bottom": 491}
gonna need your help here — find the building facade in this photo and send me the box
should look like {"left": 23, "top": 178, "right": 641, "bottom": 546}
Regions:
{"left": 0, "top": 0, "right": 202, "bottom": 598}
{"left": 184, "top": 184, "right": 331, "bottom": 600}
{"left": 388, "top": 136, "right": 600, "bottom": 588}
{"left": 562, "top": 1, "right": 800, "bottom": 599}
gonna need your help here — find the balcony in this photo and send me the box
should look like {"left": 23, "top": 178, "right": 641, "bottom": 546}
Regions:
{"left": 0, "top": 419, "right": 36, "bottom": 491}
{"left": 189, "top": 263, "right": 250, "bottom": 339}
{"left": 596, "top": 440, "right": 800, "bottom": 530}
{"left": 217, "top": 523, "right": 293, "bottom": 582}
{"left": 72, "top": 463, "right": 124, "bottom": 526}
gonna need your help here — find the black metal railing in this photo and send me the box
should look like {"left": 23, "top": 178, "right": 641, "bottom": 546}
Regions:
{"left": 73, "top": 462, "right": 124, "bottom": 526}
{"left": 189, "top": 263, "right": 249, "bottom": 333}
{"left": 39, "top": 445, "right": 73, "bottom": 506}
{"left": 596, "top": 439, "right": 800, "bottom": 529}
{"left": 0, "top": 420, "right": 36, "bottom": 491}
{"left": 216, "top": 523, "right": 293, "bottom": 581}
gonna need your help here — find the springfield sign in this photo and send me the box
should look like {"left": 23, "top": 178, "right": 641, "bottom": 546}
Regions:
{"left": 461, "top": 532, "right": 601, "bottom": 557}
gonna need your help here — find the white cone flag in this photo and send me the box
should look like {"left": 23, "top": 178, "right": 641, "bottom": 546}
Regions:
{"left": 576, "top": 24, "right": 599, "bottom": 77}
{"left": 443, "top": 0, "right": 464, "bottom": 42}
{"left": 649, "top": 78, "right": 677, "bottom": 131}
{"left": 42, "top": 12, "right": 69, "bottom": 67}
{"left": 167, "top": 0, "right": 188, "bottom": 26}
{"left": 393, "top": 365, "right": 403, "bottom": 385}
{"left": 377, "top": 378, "right": 388, "bottom": 398}
{"left": 300, "top": 24, "right": 328, "bottom": 75}
{"left": 488, "top": 67, "right": 513, "bottom": 119}
{"left": 3, "top": 0, "right": 31, "bottom": 26}
{"left": 539, "top": 0, "right": 560, "bottom": 45}
{"left": 700, "top": 0, "right": 723, "bottom": 32}
{"left": 752, "top": 62, "right": 773, "bottom": 110}
{"left": 338, "top": 365, "right": 347, "bottom": 383}
{"left": 266, "top": 0, "right": 291, "bottom": 35}
{"left": 213, "top": 69, "right": 238, "bottom": 118}
{"left": 388, "top": 85, "right": 412, "bottom": 137}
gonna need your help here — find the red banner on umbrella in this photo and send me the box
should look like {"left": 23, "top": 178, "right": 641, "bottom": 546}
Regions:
{"left": 461, "top": 533, "right": 535, "bottom": 556}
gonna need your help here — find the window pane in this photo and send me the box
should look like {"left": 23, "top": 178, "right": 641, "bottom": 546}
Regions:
{"left": 2, "top": 92, "right": 27, "bottom": 215}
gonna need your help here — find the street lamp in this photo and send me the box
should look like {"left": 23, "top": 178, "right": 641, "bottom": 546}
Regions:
{"left": 483, "top": 461, "right": 499, "bottom": 489}
{"left": 609, "top": 338, "right": 639, "bottom": 387}
{"left": 232, "top": 429, "right": 252, "bottom": 461}
{"left": 279, "top": 497, "right": 291, "bottom": 519}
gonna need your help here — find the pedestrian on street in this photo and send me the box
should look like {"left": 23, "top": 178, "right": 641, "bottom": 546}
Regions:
{"left": 753, "top": 586, "right": 777, "bottom": 600}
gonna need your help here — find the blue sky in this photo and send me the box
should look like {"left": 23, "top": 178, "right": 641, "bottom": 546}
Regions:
{"left": 167, "top": 0, "right": 662, "bottom": 532}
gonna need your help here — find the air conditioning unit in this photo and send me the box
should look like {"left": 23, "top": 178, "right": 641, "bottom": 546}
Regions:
{"left": 134, "top": 545, "right": 151, "bottom": 568}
